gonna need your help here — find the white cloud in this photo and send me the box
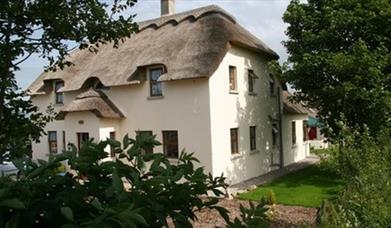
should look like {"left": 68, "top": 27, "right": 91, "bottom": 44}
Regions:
{"left": 16, "top": 0, "right": 290, "bottom": 89}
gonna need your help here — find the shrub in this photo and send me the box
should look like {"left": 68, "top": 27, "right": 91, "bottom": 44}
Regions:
{"left": 0, "top": 134, "right": 229, "bottom": 227}
{"left": 317, "top": 126, "right": 391, "bottom": 227}
{"left": 225, "top": 199, "right": 270, "bottom": 228}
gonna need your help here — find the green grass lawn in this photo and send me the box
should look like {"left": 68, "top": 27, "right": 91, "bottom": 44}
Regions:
{"left": 238, "top": 165, "right": 344, "bottom": 207}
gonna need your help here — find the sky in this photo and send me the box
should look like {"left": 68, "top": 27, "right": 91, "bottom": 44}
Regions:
{"left": 15, "top": 0, "right": 291, "bottom": 89}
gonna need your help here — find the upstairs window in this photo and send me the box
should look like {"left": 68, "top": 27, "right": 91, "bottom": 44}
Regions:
{"left": 248, "top": 69, "right": 255, "bottom": 93}
{"left": 292, "top": 121, "right": 297, "bottom": 145}
{"left": 48, "top": 131, "right": 58, "bottom": 153}
{"left": 54, "top": 81, "right": 64, "bottom": 104}
{"left": 269, "top": 77, "right": 275, "bottom": 96}
{"left": 149, "top": 68, "right": 163, "bottom": 97}
{"left": 230, "top": 128, "right": 239, "bottom": 154}
{"left": 229, "top": 66, "right": 237, "bottom": 92}
{"left": 163, "top": 131, "right": 178, "bottom": 159}
{"left": 249, "top": 126, "right": 256, "bottom": 151}
{"left": 137, "top": 131, "right": 154, "bottom": 154}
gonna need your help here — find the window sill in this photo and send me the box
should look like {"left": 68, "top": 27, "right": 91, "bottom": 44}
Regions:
{"left": 229, "top": 91, "right": 239, "bottom": 95}
{"left": 292, "top": 144, "right": 298, "bottom": 148}
{"left": 147, "top": 96, "right": 164, "bottom": 100}
{"left": 248, "top": 92, "right": 257, "bottom": 96}
{"left": 230, "top": 153, "right": 243, "bottom": 160}
{"left": 54, "top": 103, "right": 64, "bottom": 106}
{"left": 250, "top": 149, "right": 259, "bottom": 155}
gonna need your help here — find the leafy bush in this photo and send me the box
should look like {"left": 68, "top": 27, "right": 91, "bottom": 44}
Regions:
{"left": 225, "top": 199, "right": 270, "bottom": 228}
{"left": 0, "top": 134, "right": 229, "bottom": 227}
{"left": 317, "top": 126, "right": 391, "bottom": 227}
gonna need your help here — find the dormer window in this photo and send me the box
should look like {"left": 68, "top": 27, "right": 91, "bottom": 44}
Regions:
{"left": 149, "top": 68, "right": 163, "bottom": 97}
{"left": 54, "top": 81, "right": 64, "bottom": 104}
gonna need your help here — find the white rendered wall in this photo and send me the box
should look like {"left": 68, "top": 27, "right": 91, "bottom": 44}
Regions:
{"left": 282, "top": 114, "right": 310, "bottom": 166}
{"left": 208, "top": 46, "right": 280, "bottom": 185}
{"left": 31, "top": 89, "right": 78, "bottom": 160}
{"left": 31, "top": 78, "right": 213, "bottom": 172}
{"left": 99, "top": 78, "right": 213, "bottom": 172}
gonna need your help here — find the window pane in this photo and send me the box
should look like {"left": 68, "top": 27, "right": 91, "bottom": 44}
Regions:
{"left": 55, "top": 81, "right": 64, "bottom": 91}
{"left": 150, "top": 68, "right": 163, "bottom": 96}
{"left": 163, "top": 131, "right": 178, "bottom": 158}
{"left": 77, "top": 132, "right": 90, "bottom": 150}
{"left": 56, "top": 93, "right": 64, "bottom": 104}
{"left": 48, "top": 131, "right": 57, "bottom": 153}
{"left": 48, "top": 131, "right": 57, "bottom": 141}
{"left": 151, "top": 83, "right": 162, "bottom": 96}
{"left": 230, "top": 128, "right": 239, "bottom": 154}
{"left": 229, "top": 66, "right": 237, "bottom": 91}
{"left": 292, "top": 121, "right": 297, "bottom": 144}
{"left": 150, "top": 69, "right": 162, "bottom": 81}
{"left": 250, "top": 126, "right": 256, "bottom": 150}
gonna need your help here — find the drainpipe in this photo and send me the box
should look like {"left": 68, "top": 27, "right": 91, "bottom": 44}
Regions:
{"left": 277, "top": 87, "right": 284, "bottom": 169}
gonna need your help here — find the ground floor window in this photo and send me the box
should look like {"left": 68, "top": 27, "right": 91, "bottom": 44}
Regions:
{"left": 230, "top": 128, "right": 239, "bottom": 154}
{"left": 249, "top": 126, "right": 256, "bottom": 151}
{"left": 77, "top": 132, "right": 90, "bottom": 151}
{"left": 137, "top": 131, "right": 154, "bottom": 154}
{"left": 48, "top": 131, "right": 57, "bottom": 153}
{"left": 292, "top": 121, "right": 297, "bottom": 145}
{"left": 62, "top": 131, "right": 66, "bottom": 151}
{"left": 109, "top": 131, "right": 116, "bottom": 157}
{"left": 162, "top": 131, "right": 178, "bottom": 158}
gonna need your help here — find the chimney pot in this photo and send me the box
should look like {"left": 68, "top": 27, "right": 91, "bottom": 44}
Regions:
{"left": 161, "top": 0, "right": 175, "bottom": 16}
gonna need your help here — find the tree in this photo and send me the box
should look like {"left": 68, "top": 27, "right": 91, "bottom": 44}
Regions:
{"left": 0, "top": 0, "right": 138, "bottom": 160}
{"left": 282, "top": 0, "right": 391, "bottom": 138}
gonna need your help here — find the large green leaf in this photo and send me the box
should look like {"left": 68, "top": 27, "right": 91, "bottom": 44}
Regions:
{"left": 61, "top": 207, "right": 74, "bottom": 222}
{"left": 0, "top": 199, "right": 25, "bottom": 210}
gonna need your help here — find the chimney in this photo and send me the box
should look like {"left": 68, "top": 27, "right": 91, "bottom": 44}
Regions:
{"left": 161, "top": 0, "right": 175, "bottom": 16}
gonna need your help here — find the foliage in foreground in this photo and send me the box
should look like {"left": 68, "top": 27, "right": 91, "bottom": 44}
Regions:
{"left": 0, "top": 134, "right": 274, "bottom": 227}
{"left": 0, "top": 134, "right": 231, "bottom": 227}
{"left": 1, "top": 0, "right": 139, "bottom": 160}
{"left": 317, "top": 127, "right": 391, "bottom": 227}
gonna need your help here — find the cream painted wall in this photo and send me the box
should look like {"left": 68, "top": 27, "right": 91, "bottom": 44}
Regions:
{"left": 282, "top": 114, "right": 310, "bottom": 166}
{"left": 105, "top": 78, "right": 213, "bottom": 172}
{"left": 208, "top": 46, "right": 281, "bottom": 185}
{"left": 31, "top": 87, "right": 79, "bottom": 160}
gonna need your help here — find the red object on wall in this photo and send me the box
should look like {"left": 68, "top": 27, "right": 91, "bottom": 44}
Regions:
{"left": 309, "top": 127, "right": 317, "bottom": 140}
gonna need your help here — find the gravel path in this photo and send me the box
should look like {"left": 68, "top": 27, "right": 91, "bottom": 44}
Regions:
{"left": 192, "top": 199, "right": 317, "bottom": 227}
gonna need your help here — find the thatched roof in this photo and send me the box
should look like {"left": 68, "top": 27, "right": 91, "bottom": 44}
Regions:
{"left": 58, "top": 89, "right": 124, "bottom": 119}
{"left": 283, "top": 91, "right": 309, "bottom": 115}
{"left": 28, "top": 5, "right": 278, "bottom": 95}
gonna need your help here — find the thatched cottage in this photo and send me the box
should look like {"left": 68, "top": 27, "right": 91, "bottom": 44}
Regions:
{"left": 28, "top": 1, "right": 310, "bottom": 184}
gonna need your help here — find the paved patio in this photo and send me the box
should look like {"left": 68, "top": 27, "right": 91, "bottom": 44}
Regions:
{"left": 227, "top": 155, "right": 320, "bottom": 197}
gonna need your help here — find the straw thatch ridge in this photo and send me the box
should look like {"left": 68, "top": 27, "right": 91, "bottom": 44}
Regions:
{"left": 283, "top": 91, "right": 309, "bottom": 115}
{"left": 58, "top": 89, "right": 124, "bottom": 119}
{"left": 28, "top": 5, "right": 279, "bottom": 95}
